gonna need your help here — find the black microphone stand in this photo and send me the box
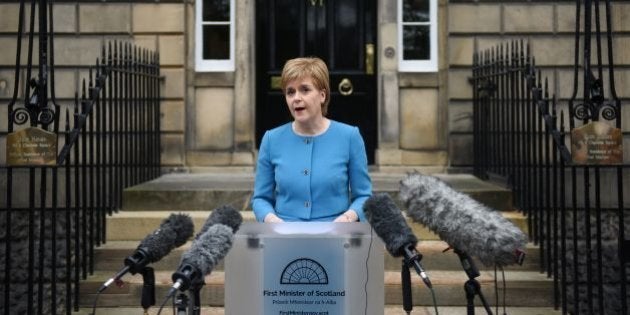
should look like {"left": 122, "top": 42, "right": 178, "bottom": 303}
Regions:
{"left": 453, "top": 248, "right": 493, "bottom": 315}
{"left": 401, "top": 259, "right": 413, "bottom": 315}
{"left": 190, "top": 280, "right": 205, "bottom": 315}
{"left": 172, "top": 280, "right": 204, "bottom": 315}
{"left": 174, "top": 292, "right": 189, "bottom": 315}
{"left": 140, "top": 267, "right": 156, "bottom": 314}
{"left": 400, "top": 245, "right": 434, "bottom": 314}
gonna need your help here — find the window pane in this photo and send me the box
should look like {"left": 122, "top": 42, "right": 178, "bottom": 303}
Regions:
{"left": 203, "top": 0, "right": 230, "bottom": 22}
{"left": 403, "top": 0, "right": 429, "bottom": 22}
{"left": 203, "top": 25, "right": 230, "bottom": 59}
{"left": 403, "top": 25, "right": 430, "bottom": 60}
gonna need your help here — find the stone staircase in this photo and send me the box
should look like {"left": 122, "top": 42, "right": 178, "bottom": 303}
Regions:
{"left": 76, "top": 171, "right": 561, "bottom": 315}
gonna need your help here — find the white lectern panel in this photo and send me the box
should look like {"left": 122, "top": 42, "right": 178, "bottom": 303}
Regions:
{"left": 225, "top": 222, "right": 384, "bottom": 315}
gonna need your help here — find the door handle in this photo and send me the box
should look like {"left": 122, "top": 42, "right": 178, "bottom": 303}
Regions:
{"left": 366, "top": 43, "right": 374, "bottom": 75}
{"left": 338, "top": 78, "right": 353, "bottom": 96}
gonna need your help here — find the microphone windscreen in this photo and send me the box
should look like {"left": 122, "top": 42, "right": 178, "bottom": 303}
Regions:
{"left": 211, "top": 205, "right": 243, "bottom": 233}
{"left": 182, "top": 224, "right": 234, "bottom": 276}
{"left": 138, "top": 225, "right": 178, "bottom": 264}
{"left": 363, "top": 193, "right": 418, "bottom": 257}
{"left": 195, "top": 205, "right": 243, "bottom": 240}
{"left": 163, "top": 213, "right": 195, "bottom": 247}
{"left": 400, "top": 172, "right": 527, "bottom": 267}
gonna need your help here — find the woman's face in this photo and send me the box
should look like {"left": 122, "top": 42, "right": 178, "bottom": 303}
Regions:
{"left": 284, "top": 76, "right": 326, "bottom": 124}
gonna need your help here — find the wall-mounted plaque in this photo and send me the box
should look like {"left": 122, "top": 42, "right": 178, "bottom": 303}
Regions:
{"left": 6, "top": 127, "right": 57, "bottom": 166}
{"left": 571, "top": 121, "right": 623, "bottom": 165}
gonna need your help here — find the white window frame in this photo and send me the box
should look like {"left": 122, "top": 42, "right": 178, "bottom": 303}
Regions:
{"left": 398, "top": 0, "right": 438, "bottom": 72}
{"left": 195, "top": 0, "right": 235, "bottom": 72}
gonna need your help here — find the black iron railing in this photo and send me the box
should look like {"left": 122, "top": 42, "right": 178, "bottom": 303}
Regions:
{"left": 471, "top": 1, "right": 628, "bottom": 314}
{"left": 1, "top": 1, "right": 161, "bottom": 314}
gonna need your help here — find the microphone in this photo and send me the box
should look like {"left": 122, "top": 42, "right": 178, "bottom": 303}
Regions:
{"left": 169, "top": 224, "right": 234, "bottom": 294}
{"left": 363, "top": 193, "right": 432, "bottom": 288}
{"left": 195, "top": 205, "right": 243, "bottom": 240}
{"left": 98, "top": 213, "right": 194, "bottom": 293}
{"left": 167, "top": 213, "right": 197, "bottom": 247}
{"left": 399, "top": 172, "right": 527, "bottom": 267}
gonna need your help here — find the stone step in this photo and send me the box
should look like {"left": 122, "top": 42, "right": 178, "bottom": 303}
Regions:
{"left": 121, "top": 172, "right": 513, "bottom": 212}
{"left": 73, "top": 306, "right": 562, "bottom": 315}
{"left": 105, "top": 210, "right": 529, "bottom": 242}
{"left": 79, "top": 270, "right": 554, "bottom": 308}
{"left": 94, "top": 240, "right": 540, "bottom": 273}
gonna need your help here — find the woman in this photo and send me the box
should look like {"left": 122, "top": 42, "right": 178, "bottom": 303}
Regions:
{"left": 251, "top": 57, "right": 372, "bottom": 222}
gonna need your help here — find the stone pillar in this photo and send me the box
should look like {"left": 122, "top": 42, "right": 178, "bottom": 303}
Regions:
{"left": 376, "top": 0, "right": 401, "bottom": 165}
{"left": 232, "top": 0, "right": 255, "bottom": 165}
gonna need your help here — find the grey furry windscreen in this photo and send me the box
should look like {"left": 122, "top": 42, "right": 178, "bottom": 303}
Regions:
{"left": 195, "top": 205, "right": 243, "bottom": 240}
{"left": 364, "top": 193, "right": 418, "bottom": 257}
{"left": 138, "top": 225, "right": 178, "bottom": 263}
{"left": 163, "top": 213, "right": 195, "bottom": 247}
{"left": 181, "top": 223, "right": 234, "bottom": 276}
{"left": 211, "top": 205, "right": 243, "bottom": 232}
{"left": 399, "top": 172, "right": 527, "bottom": 267}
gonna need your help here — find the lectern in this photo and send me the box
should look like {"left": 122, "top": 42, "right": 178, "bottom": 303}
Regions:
{"left": 225, "top": 222, "right": 384, "bottom": 315}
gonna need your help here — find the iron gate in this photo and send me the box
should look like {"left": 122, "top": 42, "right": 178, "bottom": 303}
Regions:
{"left": 471, "top": 1, "right": 628, "bottom": 314}
{"left": 1, "top": 1, "right": 162, "bottom": 314}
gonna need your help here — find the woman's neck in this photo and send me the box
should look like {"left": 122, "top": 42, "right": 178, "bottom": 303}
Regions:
{"left": 292, "top": 117, "right": 330, "bottom": 136}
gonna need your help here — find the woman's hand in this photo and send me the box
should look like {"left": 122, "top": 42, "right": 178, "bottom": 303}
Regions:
{"left": 333, "top": 210, "right": 358, "bottom": 222}
{"left": 264, "top": 213, "right": 284, "bottom": 223}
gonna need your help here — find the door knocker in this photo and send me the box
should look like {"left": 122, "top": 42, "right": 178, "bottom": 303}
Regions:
{"left": 338, "top": 78, "right": 353, "bottom": 96}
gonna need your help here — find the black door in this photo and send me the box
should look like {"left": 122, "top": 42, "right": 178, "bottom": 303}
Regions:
{"left": 255, "top": 0, "right": 377, "bottom": 164}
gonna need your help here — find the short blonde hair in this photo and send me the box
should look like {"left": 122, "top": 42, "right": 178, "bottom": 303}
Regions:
{"left": 281, "top": 57, "right": 331, "bottom": 116}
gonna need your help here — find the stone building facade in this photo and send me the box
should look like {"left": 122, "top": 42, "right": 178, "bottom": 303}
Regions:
{"left": 1, "top": 0, "right": 629, "bottom": 171}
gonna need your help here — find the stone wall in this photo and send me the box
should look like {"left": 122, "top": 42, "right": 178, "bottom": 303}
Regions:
{"left": 375, "top": 0, "right": 449, "bottom": 168}
{"left": 447, "top": 1, "right": 630, "bottom": 167}
{"left": 560, "top": 210, "right": 630, "bottom": 314}
{"left": 184, "top": 0, "right": 256, "bottom": 167}
{"left": 0, "top": 210, "right": 75, "bottom": 315}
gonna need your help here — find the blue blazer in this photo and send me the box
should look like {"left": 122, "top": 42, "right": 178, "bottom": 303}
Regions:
{"left": 252, "top": 120, "right": 372, "bottom": 222}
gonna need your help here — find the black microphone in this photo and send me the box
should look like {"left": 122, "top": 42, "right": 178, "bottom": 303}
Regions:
{"left": 169, "top": 224, "right": 234, "bottom": 295}
{"left": 399, "top": 172, "right": 527, "bottom": 267}
{"left": 195, "top": 205, "right": 243, "bottom": 240}
{"left": 98, "top": 213, "right": 194, "bottom": 293}
{"left": 363, "top": 193, "right": 432, "bottom": 288}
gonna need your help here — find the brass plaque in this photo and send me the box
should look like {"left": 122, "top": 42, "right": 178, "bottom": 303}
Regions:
{"left": 7, "top": 127, "right": 57, "bottom": 166}
{"left": 571, "top": 121, "right": 623, "bottom": 165}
